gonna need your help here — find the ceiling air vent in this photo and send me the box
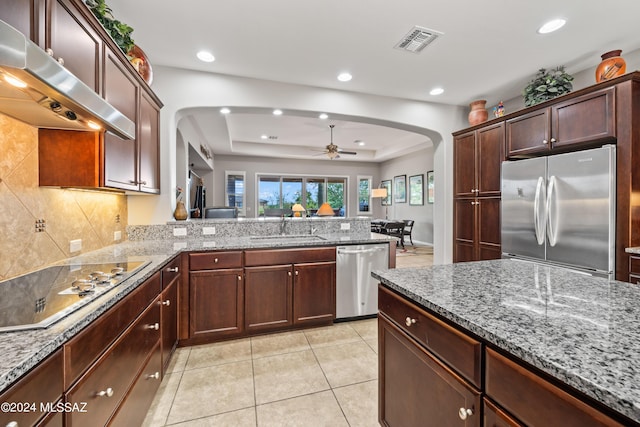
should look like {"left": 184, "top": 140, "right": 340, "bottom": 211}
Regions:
{"left": 394, "top": 26, "right": 442, "bottom": 54}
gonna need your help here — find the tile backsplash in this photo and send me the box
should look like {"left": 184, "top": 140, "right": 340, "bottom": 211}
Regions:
{"left": 0, "top": 114, "right": 127, "bottom": 280}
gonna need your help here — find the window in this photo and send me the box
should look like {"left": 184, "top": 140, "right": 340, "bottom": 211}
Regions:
{"left": 225, "top": 171, "right": 246, "bottom": 216}
{"left": 257, "top": 175, "right": 347, "bottom": 217}
{"left": 357, "top": 176, "right": 372, "bottom": 215}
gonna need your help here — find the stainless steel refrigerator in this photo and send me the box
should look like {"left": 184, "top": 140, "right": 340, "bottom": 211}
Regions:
{"left": 501, "top": 145, "right": 616, "bottom": 277}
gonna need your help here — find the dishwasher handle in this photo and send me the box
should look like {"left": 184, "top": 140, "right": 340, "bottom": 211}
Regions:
{"left": 337, "top": 247, "right": 387, "bottom": 255}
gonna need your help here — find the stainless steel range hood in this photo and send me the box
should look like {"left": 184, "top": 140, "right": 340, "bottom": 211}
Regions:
{"left": 0, "top": 19, "right": 135, "bottom": 139}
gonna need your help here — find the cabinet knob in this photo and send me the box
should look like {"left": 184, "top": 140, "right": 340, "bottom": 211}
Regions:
{"left": 167, "top": 267, "right": 179, "bottom": 273}
{"left": 458, "top": 407, "right": 473, "bottom": 420}
{"left": 214, "top": 258, "right": 219, "bottom": 263}
{"left": 57, "top": 57, "right": 64, "bottom": 66}
{"left": 550, "top": 137, "right": 557, "bottom": 143}
{"left": 288, "top": 271, "right": 292, "bottom": 276}
{"left": 97, "top": 387, "right": 114, "bottom": 398}
{"left": 161, "top": 300, "right": 171, "bottom": 306}
{"left": 147, "top": 372, "right": 160, "bottom": 380}
{"left": 147, "top": 323, "right": 160, "bottom": 330}
{"left": 405, "top": 316, "right": 416, "bottom": 327}
{"left": 140, "top": 181, "right": 147, "bottom": 186}
{"left": 238, "top": 275, "right": 242, "bottom": 280}
{"left": 6, "top": 422, "right": 18, "bottom": 427}
{"left": 46, "top": 48, "right": 54, "bottom": 57}
{"left": 295, "top": 270, "right": 299, "bottom": 276}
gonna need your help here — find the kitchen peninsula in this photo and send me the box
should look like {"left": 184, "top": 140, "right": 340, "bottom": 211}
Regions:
{"left": 374, "top": 260, "right": 640, "bottom": 426}
{"left": 0, "top": 217, "right": 394, "bottom": 426}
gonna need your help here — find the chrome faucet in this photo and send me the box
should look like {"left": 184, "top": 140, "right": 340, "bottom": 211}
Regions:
{"left": 280, "top": 215, "right": 287, "bottom": 235}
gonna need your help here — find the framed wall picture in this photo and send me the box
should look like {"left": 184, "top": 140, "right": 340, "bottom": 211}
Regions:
{"left": 409, "top": 174, "right": 424, "bottom": 206}
{"left": 394, "top": 175, "right": 406, "bottom": 203}
{"left": 381, "top": 180, "right": 392, "bottom": 206}
{"left": 427, "top": 170, "right": 434, "bottom": 204}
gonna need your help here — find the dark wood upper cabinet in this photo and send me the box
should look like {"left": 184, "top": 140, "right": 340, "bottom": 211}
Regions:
{"left": 0, "top": 0, "right": 39, "bottom": 41}
{"left": 138, "top": 90, "right": 161, "bottom": 193}
{"left": 46, "top": 0, "right": 102, "bottom": 93}
{"left": 506, "top": 87, "right": 616, "bottom": 158}
{"left": 454, "top": 132, "right": 476, "bottom": 198}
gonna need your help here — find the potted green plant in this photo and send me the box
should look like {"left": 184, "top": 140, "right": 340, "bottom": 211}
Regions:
{"left": 85, "top": 0, "right": 135, "bottom": 56}
{"left": 522, "top": 66, "right": 574, "bottom": 107}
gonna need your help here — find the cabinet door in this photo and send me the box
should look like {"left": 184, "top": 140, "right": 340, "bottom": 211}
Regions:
{"left": 47, "top": 0, "right": 102, "bottom": 93}
{"left": 454, "top": 198, "right": 476, "bottom": 263}
{"left": 484, "top": 398, "right": 523, "bottom": 427}
{"left": 506, "top": 108, "right": 550, "bottom": 158}
{"left": 189, "top": 269, "right": 244, "bottom": 339}
{"left": 244, "top": 265, "right": 293, "bottom": 333}
{"left": 0, "top": 0, "right": 37, "bottom": 41}
{"left": 160, "top": 277, "right": 178, "bottom": 373}
{"left": 477, "top": 123, "right": 504, "bottom": 196}
{"left": 454, "top": 132, "right": 477, "bottom": 197}
{"left": 138, "top": 90, "right": 160, "bottom": 193}
{"left": 551, "top": 87, "right": 616, "bottom": 150}
{"left": 103, "top": 49, "right": 138, "bottom": 191}
{"left": 379, "top": 315, "right": 481, "bottom": 427}
{"left": 477, "top": 197, "right": 501, "bottom": 260}
{"left": 293, "top": 261, "right": 336, "bottom": 326}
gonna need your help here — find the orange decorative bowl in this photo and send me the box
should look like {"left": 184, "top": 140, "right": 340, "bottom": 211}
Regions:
{"left": 128, "top": 44, "right": 153, "bottom": 85}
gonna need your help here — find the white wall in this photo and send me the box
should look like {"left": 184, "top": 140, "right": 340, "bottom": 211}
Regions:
{"left": 127, "top": 65, "right": 468, "bottom": 265}
{"left": 380, "top": 147, "right": 435, "bottom": 245}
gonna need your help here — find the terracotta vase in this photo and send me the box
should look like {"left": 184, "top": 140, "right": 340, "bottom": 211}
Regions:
{"left": 595, "top": 50, "right": 626, "bottom": 83}
{"left": 468, "top": 100, "right": 488, "bottom": 126}
{"left": 173, "top": 200, "right": 188, "bottom": 220}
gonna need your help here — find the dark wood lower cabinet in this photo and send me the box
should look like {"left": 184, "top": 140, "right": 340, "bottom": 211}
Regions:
{"left": 189, "top": 268, "right": 244, "bottom": 339}
{"left": 244, "top": 265, "right": 293, "bottom": 333}
{"left": 454, "top": 197, "right": 501, "bottom": 262}
{"left": 378, "top": 314, "right": 481, "bottom": 427}
{"left": 484, "top": 398, "right": 523, "bottom": 427}
{"left": 293, "top": 261, "right": 336, "bottom": 326}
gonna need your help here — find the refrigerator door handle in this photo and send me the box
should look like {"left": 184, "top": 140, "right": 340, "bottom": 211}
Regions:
{"left": 534, "top": 176, "right": 546, "bottom": 245}
{"left": 546, "top": 175, "right": 558, "bottom": 247}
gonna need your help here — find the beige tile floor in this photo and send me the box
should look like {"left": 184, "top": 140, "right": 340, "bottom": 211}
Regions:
{"left": 143, "top": 245, "right": 432, "bottom": 427}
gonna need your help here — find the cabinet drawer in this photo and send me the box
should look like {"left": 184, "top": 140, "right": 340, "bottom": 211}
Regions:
{"left": 245, "top": 247, "right": 336, "bottom": 266}
{"left": 629, "top": 255, "right": 640, "bottom": 275}
{"left": 66, "top": 300, "right": 161, "bottom": 427}
{"left": 64, "top": 272, "right": 161, "bottom": 388}
{"left": 189, "top": 251, "right": 243, "bottom": 270}
{"left": 484, "top": 397, "right": 523, "bottom": 427}
{"left": 0, "top": 349, "right": 63, "bottom": 427}
{"left": 485, "top": 348, "right": 625, "bottom": 427}
{"left": 378, "top": 286, "right": 482, "bottom": 387}
{"left": 108, "top": 343, "right": 162, "bottom": 427}
{"left": 162, "top": 255, "right": 181, "bottom": 288}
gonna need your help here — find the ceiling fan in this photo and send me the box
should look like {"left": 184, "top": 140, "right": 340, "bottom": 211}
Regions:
{"left": 315, "top": 124, "right": 357, "bottom": 159}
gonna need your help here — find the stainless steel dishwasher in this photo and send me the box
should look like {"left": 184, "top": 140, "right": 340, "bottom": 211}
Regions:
{"left": 336, "top": 243, "right": 389, "bottom": 319}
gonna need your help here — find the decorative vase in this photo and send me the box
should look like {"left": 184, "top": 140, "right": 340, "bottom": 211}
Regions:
{"left": 468, "top": 100, "right": 488, "bottom": 126}
{"left": 173, "top": 200, "right": 188, "bottom": 220}
{"left": 595, "top": 50, "right": 626, "bottom": 83}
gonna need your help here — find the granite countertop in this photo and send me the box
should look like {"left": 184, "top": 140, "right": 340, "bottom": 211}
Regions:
{"left": 626, "top": 247, "right": 640, "bottom": 254}
{"left": 372, "top": 259, "right": 640, "bottom": 424}
{"left": 0, "top": 231, "right": 391, "bottom": 393}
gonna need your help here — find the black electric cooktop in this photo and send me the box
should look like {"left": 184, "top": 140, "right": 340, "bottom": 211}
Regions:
{"left": 0, "top": 260, "right": 150, "bottom": 332}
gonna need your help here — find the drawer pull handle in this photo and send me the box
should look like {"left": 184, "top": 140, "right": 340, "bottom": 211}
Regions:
{"left": 147, "top": 372, "right": 160, "bottom": 380}
{"left": 167, "top": 267, "right": 179, "bottom": 273}
{"left": 458, "top": 407, "right": 473, "bottom": 420}
{"left": 405, "top": 317, "right": 416, "bottom": 327}
{"left": 97, "top": 387, "right": 114, "bottom": 398}
{"left": 147, "top": 323, "right": 160, "bottom": 330}
{"left": 162, "top": 300, "right": 171, "bottom": 306}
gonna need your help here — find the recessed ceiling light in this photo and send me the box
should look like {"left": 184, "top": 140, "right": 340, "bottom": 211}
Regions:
{"left": 538, "top": 19, "right": 566, "bottom": 34}
{"left": 220, "top": 107, "right": 230, "bottom": 114}
{"left": 319, "top": 113, "right": 329, "bottom": 120}
{"left": 196, "top": 50, "right": 215, "bottom": 62}
{"left": 429, "top": 87, "right": 444, "bottom": 96}
{"left": 355, "top": 140, "right": 365, "bottom": 146}
{"left": 273, "top": 109, "right": 283, "bottom": 115}
{"left": 337, "top": 72, "right": 353, "bottom": 82}
{"left": 261, "top": 134, "right": 268, "bottom": 139}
